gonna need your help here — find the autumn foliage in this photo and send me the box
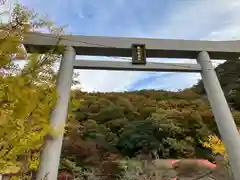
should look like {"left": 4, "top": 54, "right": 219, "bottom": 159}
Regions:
{"left": 0, "top": 3, "right": 59, "bottom": 177}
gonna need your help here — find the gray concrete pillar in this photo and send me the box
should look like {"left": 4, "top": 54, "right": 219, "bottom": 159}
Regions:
{"left": 36, "top": 46, "right": 76, "bottom": 180}
{"left": 197, "top": 51, "right": 240, "bottom": 180}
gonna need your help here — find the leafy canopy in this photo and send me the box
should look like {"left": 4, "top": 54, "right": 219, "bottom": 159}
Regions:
{"left": 0, "top": 4, "right": 62, "bottom": 174}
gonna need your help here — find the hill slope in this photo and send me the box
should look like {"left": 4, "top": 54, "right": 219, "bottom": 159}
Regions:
{"left": 59, "top": 60, "right": 240, "bottom": 179}
{"left": 195, "top": 59, "right": 240, "bottom": 110}
{"left": 64, "top": 90, "right": 220, "bottom": 166}
{"left": 62, "top": 60, "right": 240, "bottom": 167}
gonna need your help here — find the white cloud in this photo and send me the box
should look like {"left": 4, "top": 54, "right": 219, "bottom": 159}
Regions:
{"left": 74, "top": 69, "right": 141, "bottom": 92}
{"left": 19, "top": 0, "right": 240, "bottom": 92}
{"left": 78, "top": 0, "right": 240, "bottom": 92}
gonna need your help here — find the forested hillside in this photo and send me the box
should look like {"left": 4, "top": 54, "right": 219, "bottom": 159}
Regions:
{"left": 57, "top": 81, "right": 240, "bottom": 179}
{"left": 63, "top": 87, "right": 240, "bottom": 163}
{"left": 195, "top": 59, "right": 240, "bottom": 110}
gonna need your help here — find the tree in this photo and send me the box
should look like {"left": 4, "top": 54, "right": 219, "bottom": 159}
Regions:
{"left": 0, "top": 4, "right": 62, "bottom": 177}
{"left": 201, "top": 130, "right": 240, "bottom": 160}
{"left": 67, "top": 89, "right": 216, "bottom": 161}
{"left": 201, "top": 135, "right": 227, "bottom": 159}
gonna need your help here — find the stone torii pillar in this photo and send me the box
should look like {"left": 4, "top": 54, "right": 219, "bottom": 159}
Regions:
{"left": 36, "top": 46, "right": 76, "bottom": 180}
{"left": 197, "top": 51, "right": 240, "bottom": 180}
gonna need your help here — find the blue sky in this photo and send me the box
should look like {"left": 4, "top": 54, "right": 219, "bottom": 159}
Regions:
{"left": 11, "top": 0, "right": 240, "bottom": 91}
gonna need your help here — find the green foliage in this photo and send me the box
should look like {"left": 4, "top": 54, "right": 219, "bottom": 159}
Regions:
{"left": 116, "top": 119, "right": 160, "bottom": 157}
{"left": 195, "top": 59, "right": 240, "bottom": 111}
{"left": 65, "top": 84, "right": 240, "bottom": 169}
{"left": 66, "top": 89, "right": 215, "bottom": 162}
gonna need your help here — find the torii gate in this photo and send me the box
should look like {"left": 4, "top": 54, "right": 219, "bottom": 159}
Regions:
{"left": 22, "top": 32, "right": 240, "bottom": 180}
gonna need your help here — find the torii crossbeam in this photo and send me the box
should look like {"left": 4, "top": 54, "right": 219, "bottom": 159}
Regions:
{"left": 23, "top": 32, "right": 240, "bottom": 59}
{"left": 19, "top": 32, "right": 240, "bottom": 180}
